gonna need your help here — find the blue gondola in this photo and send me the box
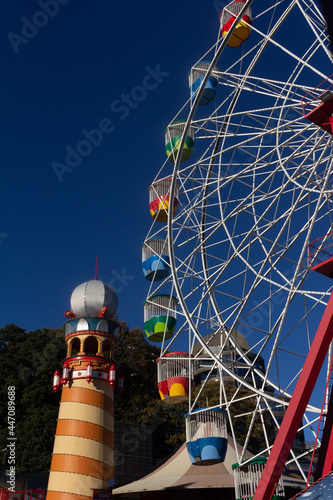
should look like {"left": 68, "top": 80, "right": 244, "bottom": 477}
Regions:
{"left": 142, "top": 237, "right": 170, "bottom": 281}
{"left": 189, "top": 61, "right": 218, "bottom": 106}
{"left": 185, "top": 408, "right": 228, "bottom": 465}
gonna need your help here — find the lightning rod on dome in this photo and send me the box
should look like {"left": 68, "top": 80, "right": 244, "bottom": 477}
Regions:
{"left": 95, "top": 256, "right": 99, "bottom": 280}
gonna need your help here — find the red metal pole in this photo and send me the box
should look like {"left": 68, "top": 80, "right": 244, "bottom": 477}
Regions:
{"left": 312, "top": 358, "right": 333, "bottom": 481}
{"left": 95, "top": 256, "right": 99, "bottom": 280}
{"left": 322, "top": 403, "right": 333, "bottom": 477}
{"left": 306, "top": 351, "right": 333, "bottom": 485}
{"left": 253, "top": 290, "right": 333, "bottom": 500}
{"left": 323, "top": 116, "right": 333, "bottom": 135}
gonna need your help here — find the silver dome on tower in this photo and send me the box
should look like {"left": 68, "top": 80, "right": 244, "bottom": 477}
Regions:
{"left": 70, "top": 280, "right": 118, "bottom": 319}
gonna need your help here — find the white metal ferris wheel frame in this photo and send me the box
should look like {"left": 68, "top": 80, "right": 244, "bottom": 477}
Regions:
{"left": 144, "top": 0, "right": 333, "bottom": 473}
{"left": 164, "top": 0, "right": 331, "bottom": 410}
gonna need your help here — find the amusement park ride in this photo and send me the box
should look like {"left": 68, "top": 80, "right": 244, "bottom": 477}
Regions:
{"left": 140, "top": 0, "right": 333, "bottom": 498}
{"left": 42, "top": 1, "right": 333, "bottom": 500}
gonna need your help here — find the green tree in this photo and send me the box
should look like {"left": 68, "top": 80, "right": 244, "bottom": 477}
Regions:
{"left": 114, "top": 322, "right": 187, "bottom": 461}
{"left": 114, "top": 321, "right": 161, "bottom": 422}
{"left": 1, "top": 322, "right": 275, "bottom": 473}
{"left": 0, "top": 325, "right": 66, "bottom": 473}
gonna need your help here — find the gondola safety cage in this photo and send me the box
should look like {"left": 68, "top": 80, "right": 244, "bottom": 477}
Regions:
{"left": 149, "top": 178, "right": 179, "bottom": 222}
{"left": 188, "top": 61, "right": 218, "bottom": 106}
{"left": 165, "top": 120, "right": 194, "bottom": 163}
{"left": 142, "top": 236, "right": 170, "bottom": 281}
{"left": 156, "top": 352, "right": 193, "bottom": 404}
{"left": 143, "top": 294, "right": 177, "bottom": 342}
{"left": 185, "top": 408, "right": 228, "bottom": 465}
{"left": 232, "top": 457, "right": 285, "bottom": 500}
{"left": 220, "top": 0, "right": 252, "bottom": 48}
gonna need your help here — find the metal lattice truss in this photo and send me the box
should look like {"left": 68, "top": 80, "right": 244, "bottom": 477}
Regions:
{"left": 143, "top": 0, "right": 333, "bottom": 478}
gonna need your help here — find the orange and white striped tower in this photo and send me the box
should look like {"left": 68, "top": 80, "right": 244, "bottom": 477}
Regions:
{"left": 46, "top": 280, "right": 120, "bottom": 500}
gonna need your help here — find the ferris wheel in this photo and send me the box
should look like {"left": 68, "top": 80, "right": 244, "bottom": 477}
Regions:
{"left": 142, "top": 0, "right": 333, "bottom": 481}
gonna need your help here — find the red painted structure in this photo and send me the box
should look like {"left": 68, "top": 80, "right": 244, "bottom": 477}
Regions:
{"left": 314, "top": 383, "right": 333, "bottom": 480}
{"left": 92, "top": 489, "right": 111, "bottom": 500}
{"left": 301, "top": 74, "right": 333, "bottom": 134}
{"left": 253, "top": 256, "right": 333, "bottom": 499}
{"left": 0, "top": 490, "right": 45, "bottom": 500}
{"left": 308, "top": 232, "right": 333, "bottom": 278}
{"left": 306, "top": 352, "right": 333, "bottom": 485}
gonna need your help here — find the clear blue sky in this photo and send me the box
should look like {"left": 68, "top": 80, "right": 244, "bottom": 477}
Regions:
{"left": 1, "top": 0, "right": 332, "bottom": 441}
{"left": 0, "top": 0, "right": 223, "bottom": 332}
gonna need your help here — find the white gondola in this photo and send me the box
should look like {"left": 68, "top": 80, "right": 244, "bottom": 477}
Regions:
{"left": 233, "top": 457, "right": 285, "bottom": 500}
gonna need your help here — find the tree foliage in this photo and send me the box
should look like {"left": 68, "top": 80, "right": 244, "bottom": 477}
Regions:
{"left": 114, "top": 321, "right": 160, "bottom": 423}
{"left": 0, "top": 322, "right": 276, "bottom": 475}
{"left": 0, "top": 324, "right": 66, "bottom": 473}
{"left": 114, "top": 322, "right": 187, "bottom": 461}
{"left": 0, "top": 322, "right": 186, "bottom": 472}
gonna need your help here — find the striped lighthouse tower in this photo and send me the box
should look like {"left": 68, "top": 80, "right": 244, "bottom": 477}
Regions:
{"left": 46, "top": 280, "right": 120, "bottom": 500}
